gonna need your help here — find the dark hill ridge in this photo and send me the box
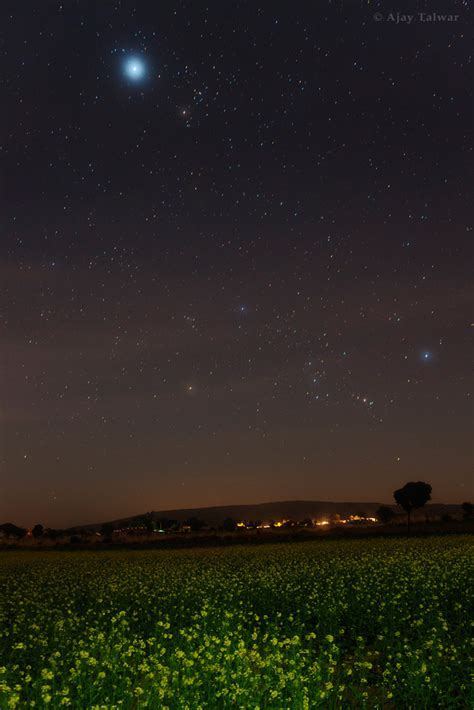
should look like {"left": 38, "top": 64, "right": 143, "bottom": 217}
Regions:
{"left": 76, "top": 500, "right": 462, "bottom": 531}
{"left": 146, "top": 500, "right": 381, "bottom": 525}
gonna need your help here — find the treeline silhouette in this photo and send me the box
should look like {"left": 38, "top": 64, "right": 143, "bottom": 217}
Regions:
{"left": 1, "top": 482, "right": 473, "bottom": 542}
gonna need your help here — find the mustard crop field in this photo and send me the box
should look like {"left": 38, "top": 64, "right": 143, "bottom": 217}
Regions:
{"left": 0, "top": 536, "right": 472, "bottom": 708}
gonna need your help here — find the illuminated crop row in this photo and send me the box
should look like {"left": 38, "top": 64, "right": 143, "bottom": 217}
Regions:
{"left": 0, "top": 536, "right": 472, "bottom": 708}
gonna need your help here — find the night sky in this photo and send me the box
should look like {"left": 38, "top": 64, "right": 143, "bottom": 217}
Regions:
{"left": 3, "top": 1, "right": 472, "bottom": 528}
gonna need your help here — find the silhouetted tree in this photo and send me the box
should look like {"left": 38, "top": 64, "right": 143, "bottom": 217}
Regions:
{"left": 462, "top": 502, "right": 473, "bottom": 520}
{"left": 140, "top": 516, "right": 156, "bottom": 534}
{"left": 44, "top": 528, "right": 67, "bottom": 540}
{"left": 222, "top": 518, "right": 236, "bottom": 532}
{"left": 32, "top": 524, "right": 44, "bottom": 538}
{"left": 394, "top": 481, "right": 432, "bottom": 534}
{"left": 156, "top": 518, "right": 177, "bottom": 531}
{"left": 0, "top": 523, "right": 27, "bottom": 539}
{"left": 184, "top": 517, "right": 205, "bottom": 532}
{"left": 376, "top": 505, "right": 395, "bottom": 525}
{"left": 100, "top": 522, "right": 114, "bottom": 539}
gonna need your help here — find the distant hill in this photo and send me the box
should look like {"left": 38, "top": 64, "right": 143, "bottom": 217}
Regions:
{"left": 75, "top": 500, "right": 463, "bottom": 531}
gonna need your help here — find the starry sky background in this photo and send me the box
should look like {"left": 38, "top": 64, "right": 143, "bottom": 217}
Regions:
{"left": 2, "top": 1, "right": 472, "bottom": 527}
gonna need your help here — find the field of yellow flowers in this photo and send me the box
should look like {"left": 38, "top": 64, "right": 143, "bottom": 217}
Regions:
{"left": 0, "top": 535, "right": 472, "bottom": 708}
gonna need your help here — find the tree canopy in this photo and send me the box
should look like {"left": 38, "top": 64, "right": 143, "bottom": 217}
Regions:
{"left": 394, "top": 481, "right": 432, "bottom": 533}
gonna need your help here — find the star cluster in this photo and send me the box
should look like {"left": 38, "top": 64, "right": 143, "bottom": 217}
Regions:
{"left": 2, "top": 2, "right": 472, "bottom": 526}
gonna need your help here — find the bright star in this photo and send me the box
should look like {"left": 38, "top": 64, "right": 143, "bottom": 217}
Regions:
{"left": 421, "top": 351, "right": 432, "bottom": 362}
{"left": 123, "top": 56, "right": 146, "bottom": 81}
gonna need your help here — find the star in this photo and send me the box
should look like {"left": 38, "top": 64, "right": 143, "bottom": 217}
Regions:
{"left": 178, "top": 107, "right": 192, "bottom": 125}
{"left": 123, "top": 56, "right": 146, "bottom": 81}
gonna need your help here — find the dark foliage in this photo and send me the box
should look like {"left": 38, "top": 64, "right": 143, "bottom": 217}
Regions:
{"left": 32, "top": 524, "right": 44, "bottom": 538}
{"left": 222, "top": 518, "right": 237, "bottom": 532}
{"left": 376, "top": 505, "right": 396, "bottom": 524}
{"left": 0, "top": 523, "right": 27, "bottom": 539}
{"left": 394, "top": 482, "right": 432, "bottom": 534}
{"left": 461, "top": 502, "right": 473, "bottom": 520}
{"left": 184, "top": 517, "right": 206, "bottom": 532}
